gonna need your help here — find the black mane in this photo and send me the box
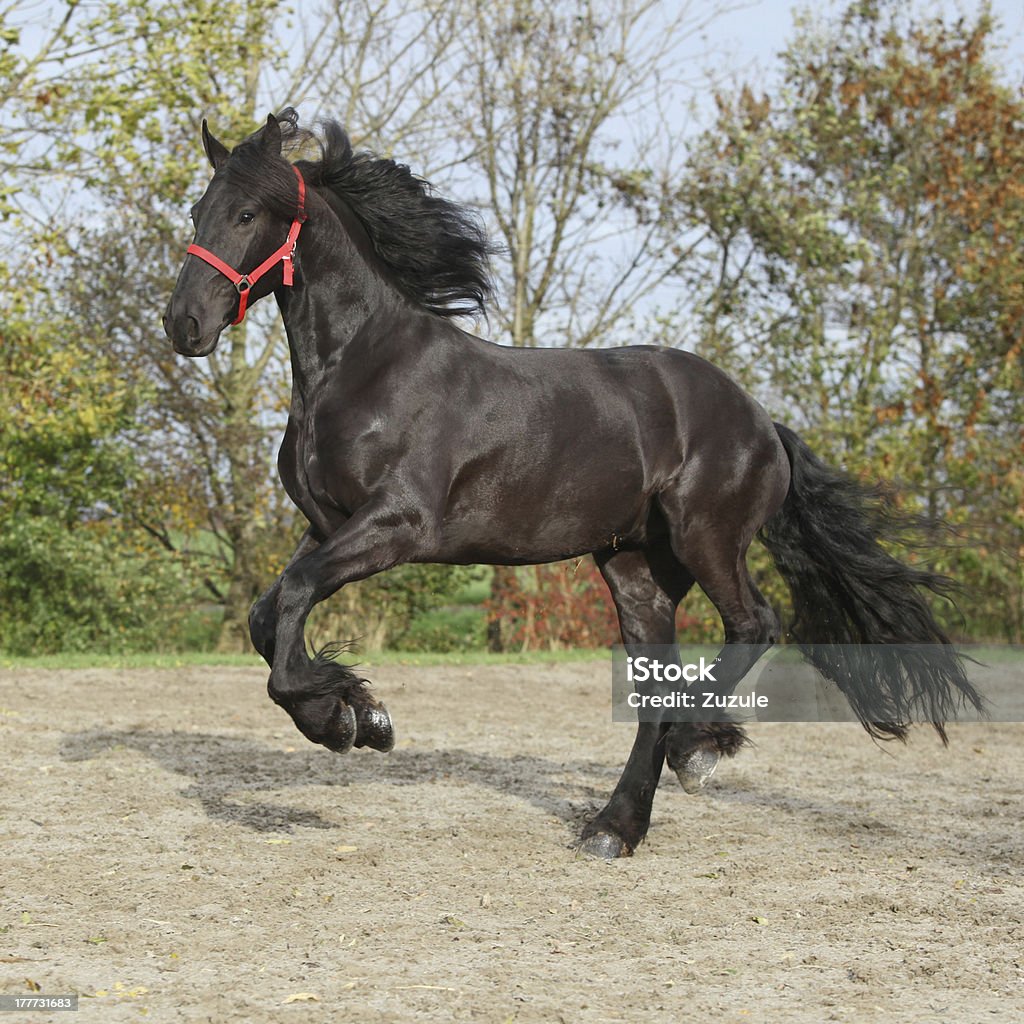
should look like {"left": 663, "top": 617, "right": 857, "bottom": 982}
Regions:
{"left": 226, "top": 109, "right": 494, "bottom": 319}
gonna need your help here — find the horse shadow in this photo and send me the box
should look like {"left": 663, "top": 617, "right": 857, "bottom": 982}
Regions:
{"left": 58, "top": 727, "right": 620, "bottom": 835}
{"left": 60, "top": 726, "right": 1012, "bottom": 866}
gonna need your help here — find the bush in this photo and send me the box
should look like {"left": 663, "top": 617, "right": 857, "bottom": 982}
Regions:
{"left": 0, "top": 519, "right": 197, "bottom": 655}
{"left": 401, "top": 607, "right": 488, "bottom": 653}
{"left": 305, "top": 563, "right": 479, "bottom": 653}
{"left": 485, "top": 558, "right": 707, "bottom": 651}
{"left": 0, "top": 316, "right": 203, "bottom": 655}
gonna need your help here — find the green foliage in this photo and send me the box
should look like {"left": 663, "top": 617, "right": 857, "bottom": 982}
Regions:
{"left": 306, "top": 564, "right": 479, "bottom": 654}
{"left": 373, "top": 564, "right": 480, "bottom": 645}
{"left": 677, "top": 0, "right": 1024, "bottom": 641}
{"left": 0, "top": 519, "right": 194, "bottom": 655}
{"left": 1, "top": 0, "right": 304, "bottom": 653}
{"left": 402, "top": 607, "right": 488, "bottom": 653}
{"left": 1, "top": 0, "right": 1020, "bottom": 655}
{"left": 0, "top": 313, "right": 198, "bottom": 654}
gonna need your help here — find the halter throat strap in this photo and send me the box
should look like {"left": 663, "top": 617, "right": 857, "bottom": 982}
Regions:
{"left": 186, "top": 165, "right": 307, "bottom": 325}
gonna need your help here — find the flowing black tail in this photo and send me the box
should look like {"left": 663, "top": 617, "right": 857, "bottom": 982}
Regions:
{"left": 759, "top": 423, "right": 984, "bottom": 742}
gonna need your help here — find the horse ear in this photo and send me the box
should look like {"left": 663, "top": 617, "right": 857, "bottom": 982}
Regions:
{"left": 261, "top": 113, "right": 282, "bottom": 155}
{"left": 201, "top": 120, "right": 230, "bottom": 170}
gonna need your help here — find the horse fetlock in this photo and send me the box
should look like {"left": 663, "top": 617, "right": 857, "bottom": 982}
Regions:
{"left": 273, "top": 689, "right": 358, "bottom": 753}
{"left": 267, "top": 663, "right": 394, "bottom": 754}
{"left": 665, "top": 721, "right": 748, "bottom": 794}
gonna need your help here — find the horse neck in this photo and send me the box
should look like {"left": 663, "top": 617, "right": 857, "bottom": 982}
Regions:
{"left": 276, "top": 192, "right": 401, "bottom": 400}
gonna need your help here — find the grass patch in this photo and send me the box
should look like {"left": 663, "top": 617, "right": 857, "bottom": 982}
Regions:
{"left": 0, "top": 647, "right": 611, "bottom": 671}
{"left": 6, "top": 644, "right": 1015, "bottom": 673}
{"left": 958, "top": 644, "right": 1024, "bottom": 665}
{"left": 0, "top": 651, "right": 267, "bottom": 670}
{"left": 353, "top": 647, "right": 610, "bottom": 668}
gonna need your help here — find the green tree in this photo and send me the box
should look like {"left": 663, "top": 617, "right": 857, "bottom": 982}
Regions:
{"left": 1, "top": 0, "right": 473, "bottom": 651}
{"left": 676, "top": 1, "right": 1024, "bottom": 639}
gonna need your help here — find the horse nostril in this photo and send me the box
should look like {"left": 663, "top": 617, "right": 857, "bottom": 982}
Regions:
{"left": 186, "top": 315, "right": 201, "bottom": 342}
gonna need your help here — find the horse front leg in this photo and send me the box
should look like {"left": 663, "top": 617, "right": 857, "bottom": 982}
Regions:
{"left": 267, "top": 497, "right": 436, "bottom": 754}
{"left": 248, "top": 526, "right": 323, "bottom": 665}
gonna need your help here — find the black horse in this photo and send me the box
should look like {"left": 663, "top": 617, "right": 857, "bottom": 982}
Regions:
{"left": 164, "top": 110, "right": 981, "bottom": 858}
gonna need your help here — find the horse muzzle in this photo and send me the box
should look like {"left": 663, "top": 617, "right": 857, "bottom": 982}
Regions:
{"left": 162, "top": 306, "right": 224, "bottom": 358}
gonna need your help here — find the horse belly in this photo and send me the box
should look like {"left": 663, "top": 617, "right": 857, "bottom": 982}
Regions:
{"left": 436, "top": 464, "right": 652, "bottom": 564}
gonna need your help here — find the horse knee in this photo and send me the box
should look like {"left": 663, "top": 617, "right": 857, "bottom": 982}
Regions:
{"left": 248, "top": 588, "right": 279, "bottom": 661}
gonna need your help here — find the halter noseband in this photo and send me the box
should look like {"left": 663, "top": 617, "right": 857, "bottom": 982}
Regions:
{"left": 186, "top": 165, "right": 307, "bottom": 325}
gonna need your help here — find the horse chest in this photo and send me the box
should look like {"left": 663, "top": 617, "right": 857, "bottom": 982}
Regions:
{"left": 288, "top": 412, "right": 383, "bottom": 529}
{"left": 300, "top": 448, "right": 333, "bottom": 508}
{"left": 280, "top": 417, "right": 349, "bottom": 531}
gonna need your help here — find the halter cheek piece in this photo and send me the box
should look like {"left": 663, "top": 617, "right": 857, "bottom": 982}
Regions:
{"left": 186, "top": 165, "right": 307, "bottom": 325}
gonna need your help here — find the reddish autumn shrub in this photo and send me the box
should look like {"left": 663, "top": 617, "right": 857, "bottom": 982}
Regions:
{"left": 486, "top": 558, "right": 702, "bottom": 651}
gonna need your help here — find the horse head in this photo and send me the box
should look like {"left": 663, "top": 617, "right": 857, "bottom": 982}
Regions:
{"left": 163, "top": 112, "right": 305, "bottom": 356}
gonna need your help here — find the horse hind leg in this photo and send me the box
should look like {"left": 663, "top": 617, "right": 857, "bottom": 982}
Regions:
{"left": 657, "top": 497, "right": 780, "bottom": 793}
{"left": 665, "top": 556, "right": 775, "bottom": 792}
{"left": 577, "top": 542, "right": 693, "bottom": 859}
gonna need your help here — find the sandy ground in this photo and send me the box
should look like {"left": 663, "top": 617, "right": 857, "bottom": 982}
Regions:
{"left": 1, "top": 660, "right": 1021, "bottom": 1023}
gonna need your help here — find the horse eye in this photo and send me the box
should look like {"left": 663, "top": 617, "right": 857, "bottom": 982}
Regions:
{"left": 239, "top": 211, "right": 255, "bottom": 225}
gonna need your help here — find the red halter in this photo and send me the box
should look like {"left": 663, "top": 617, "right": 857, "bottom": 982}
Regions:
{"left": 186, "top": 166, "right": 307, "bottom": 325}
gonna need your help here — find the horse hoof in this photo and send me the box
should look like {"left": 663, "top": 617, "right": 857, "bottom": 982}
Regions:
{"left": 576, "top": 832, "right": 632, "bottom": 859}
{"left": 352, "top": 696, "right": 395, "bottom": 752}
{"left": 320, "top": 700, "right": 358, "bottom": 754}
{"left": 674, "top": 745, "right": 721, "bottom": 794}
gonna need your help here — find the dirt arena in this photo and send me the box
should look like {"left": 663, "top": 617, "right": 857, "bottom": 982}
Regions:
{"left": 1, "top": 660, "right": 1021, "bottom": 1022}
